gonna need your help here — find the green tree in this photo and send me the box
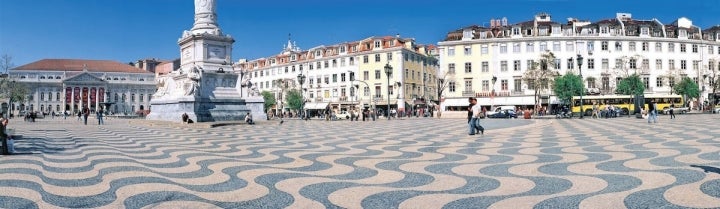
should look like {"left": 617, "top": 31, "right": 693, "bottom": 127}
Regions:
{"left": 260, "top": 90, "right": 276, "bottom": 112}
{"left": 673, "top": 77, "right": 700, "bottom": 101}
{"left": 616, "top": 74, "right": 645, "bottom": 96}
{"left": 552, "top": 73, "right": 584, "bottom": 104}
{"left": 285, "top": 89, "right": 303, "bottom": 110}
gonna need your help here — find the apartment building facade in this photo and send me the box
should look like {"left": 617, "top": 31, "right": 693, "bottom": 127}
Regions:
{"left": 438, "top": 13, "right": 720, "bottom": 112}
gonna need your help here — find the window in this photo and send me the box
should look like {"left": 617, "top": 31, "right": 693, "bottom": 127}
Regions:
{"left": 587, "top": 77, "right": 596, "bottom": 89}
{"left": 669, "top": 60, "right": 676, "bottom": 70}
{"left": 643, "top": 77, "right": 650, "bottom": 88}
{"left": 448, "top": 47, "right": 455, "bottom": 56}
{"left": 642, "top": 42, "right": 649, "bottom": 51}
{"left": 681, "top": 60, "right": 687, "bottom": 70}
{"left": 693, "top": 60, "right": 700, "bottom": 70}
{"left": 332, "top": 60, "right": 337, "bottom": 67}
{"left": 56, "top": 92, "right": 60, "bottom": 101}
{"left": 464, "top": 79, "right": 472, "bottom": 92}
{"left": 363, "top": 86, "right": 370, "bottom": 96}
{"left": 539, "top": 42, "right": 547, "bottom": 51}
{"left": 482, "top": 80, "right": 489, "bottom": 91}
{"left": 481, "top": 45, "right": 489, "bottom": 54}
{"left": 482, "top": 62, "right": 489, "bottom": 72}
{"left": 375, "top": 54, "right": 381, "bottom": 62}
{"left": 710, "top": 45, "right": 715, "bottom": 54}
{"left": 669, "top": 43, "right": 675, "bottom": 52}
{"left": 387, "top": 53, "right": 392, "bottom": 61}
{"left": 629, "top": 42, "right": 636, "bottom": 51}
{"left": 464, "top": 46, "right": 472, "bottom": 55}
{"left": 501, "top": 61, "right": 508, "bottom": 71}
{"left": 363, "top": 71, "right": 369, "bottom": 80}
{"left": 349, "top": 72, "right": 355, "bottom": 81}
{"left": 567, "top": 58, "right": 574, "bottom": 70}
{"left": 324, "top": 76, "right": 330, "bottom": 84}
{"left": 601, "top": 41, "right": 608, "bottom": 51}
{"left": 40, "top": 92, "right": 45, "bottom": 101}
{"left": 500, "top": 44, "right": 507, "bottom": 53}
{"left": 641, "top": 27, "right": 649, "bottom": 35}
{"left": 615, "top": 42, "right": 622, "bottom": 51}
{"left": 514, "top": 79, "right": 522, "bottom": 92}
{"left": 310, "top": 63, "right": 314, "bottom": 70}
{"left": 363, "top": 55, "right": 369, "bottom": 63}
{"left": 340, "top": 58, "right": 346, "bottom": 67}
{"left": 464, "top": 62, "right": 472, "bottom": 73}
{"left": 514, "top": 60, "right": 521, "bottom": 71}
{"left": 140, "top": 94, "right": 144, "bottom": 102}
{"left": 588, "top": 59, "right": 595, "bottom": 69}
{"left": 615, "top": 58, "right": 623, "bottom": 69}
{"left": 655, "top": 43, "right": 662, "bottom": 52}
{"left": 513, "top": 43, "right": 521, "bottom": 53}
{"left": 656, "top": 77, "right": 663, "bottom": 87}
{"left": 340, "top": 73, "right": 346, "bottom": 82}
{"left": 374, "top": 41, "right": 381, "bottom": 48}
{"left": 656, "top": 59, "right": 663, "bottom": 70}
{"left": 388, "top": 85, "right": 393, "bottom": 95}
{"left": 629, "top": 59, "right": 637, "bottom": 69}
{"left": 318, "top": 61, "right": 323, "bottom": 69}
{"left": 501, "top": 79, "right": 508, "bottom": 91}
{"left": 565, "top": 42, "right": 574, "bottom": 52}
{"left": 349, "top": 57, "right": 355, "bottom": 65}
{"left": 526, "top": 43, "right": 534, "bottom": 52}
{"left": 449, "top": 82, "right": 456, "bottom": 92}
{"left": 554, "top": 59, "right": 561, "bottom": 69}
{"left": 587, "top": 42, "right": 594, "bottom": 52}
{"left": 553, "top": 42, "right": 561, "bottom": 51}
{"left": 680, "top": 44, "right": 686, "bottom": 52}
{"left": 448, "top": 63, "right": 455, "bottom": 74}
{"left": 527, "top": 79, "right": 535, "bottom": 90}
{"left": 602, "top": 59, "right": 609, "bottom": 70}
{"left": 375, "top": 70, "right": 381, "bottom": 79}
{"left": 602, "top": 77, "right": 610, "bottom": 90}
{"left": 692, "top": 44, "right": 698, "bottom": 53}
{"left": 340, "top": 46, "right": 346, "bottom": 53}
{"left": 668, "top": 77, "right": 675, "bottom": 87}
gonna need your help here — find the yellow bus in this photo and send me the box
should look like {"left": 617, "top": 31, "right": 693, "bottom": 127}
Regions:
{"left": 571, "top": 94, "right": 683, "bottom": 116}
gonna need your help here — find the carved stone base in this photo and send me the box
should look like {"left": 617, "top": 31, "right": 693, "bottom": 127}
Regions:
{"left": 147, "top": 97, "right": 249, "bottom": 122}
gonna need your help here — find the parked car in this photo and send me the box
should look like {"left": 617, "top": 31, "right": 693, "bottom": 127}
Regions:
{"left": 488, "top": 109, "right": 517, "bottom": 118}
{"left": 662, "top": 107, "right": 689, "bottom": 114}
{"left": 334, "top": 111, "right": 351, "bottom": 120}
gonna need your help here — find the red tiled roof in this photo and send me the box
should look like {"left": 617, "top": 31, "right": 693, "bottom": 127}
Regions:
{"left": 12, "top": 59, "right": 151, "bottom": 73}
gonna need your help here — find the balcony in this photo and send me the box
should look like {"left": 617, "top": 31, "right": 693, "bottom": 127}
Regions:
{"left": 462, "top": 91, "right": 476, "bottom": 97}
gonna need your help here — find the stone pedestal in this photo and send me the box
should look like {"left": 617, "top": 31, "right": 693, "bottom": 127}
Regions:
{"left": 147, "top": 97, "right": 249, "bottom": 122}
{"left": 244, "top": 97, "right": 267, "bottom": 120}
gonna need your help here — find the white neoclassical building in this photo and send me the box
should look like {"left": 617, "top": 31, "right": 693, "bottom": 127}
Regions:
{"left": 7, "top": 59, "right": 156, "bottom": 116}
{"left": 438, "top": 13, "right": 720, "bottom": 112}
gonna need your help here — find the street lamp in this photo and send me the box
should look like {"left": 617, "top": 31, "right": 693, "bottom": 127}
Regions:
{"left": 491, "top": 75, "right": 497, "bottom": 110}
{"left": 577, "top": 54, "right": 584, "bottom": 119}
{"left": 297, "top": 73, "right": 306, "bottom": 120}
{"left": 384, "top": 63, "right": 393, "bottom": 120}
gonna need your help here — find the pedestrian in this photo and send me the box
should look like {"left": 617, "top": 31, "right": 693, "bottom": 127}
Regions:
{"left": 648, "top": 99, "right": 658, "bottom": 123}
{"left": 82, "top": 106, "right": 90, "bottom": 125}
{"left": 371, "top": 109, "right": 376, "bottom": 121}
{"left": 467, "top": 97, "right": 484, "bottom": 135}
{"left": 592, "top": 103, "right": 599, "bottom": 119}
{"left": 1, "top": 117, "right": 10, "bottom": 155}
{"left": 245, "top": 112, "right": 254, "bottom": 125}
{"left": 97, "top": 108, "right": 105, "bottom": 125}
{"left": 669, "top": 103, "right": 676, "bottom": 119}
{"left": 362, "top": 109, "right": 367, "bottom": 121}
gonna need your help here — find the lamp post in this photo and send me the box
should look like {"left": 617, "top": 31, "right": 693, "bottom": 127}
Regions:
{"left": 297, "top": 73, "right": 306, "bottom": 120}
{"left": 384, "top": 63, "right": 393, "bottom": 120}
{"left": 577, "top": 54, "right": 584, "bottom": 119}
{"left": 491, "top": 75, "right": 497, "bottom": 111}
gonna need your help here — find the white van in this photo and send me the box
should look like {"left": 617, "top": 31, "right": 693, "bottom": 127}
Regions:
{"left": 487, "top": 106, "right": 516, "bottom": 116}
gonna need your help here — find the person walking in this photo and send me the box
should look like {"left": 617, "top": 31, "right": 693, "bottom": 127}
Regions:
{"left": 467, "top": 97, "right": 484, "bottom": 135}
{"left": 97, "top": 108, "right": 105, "bottom": 125}
{"left": 1, "top": 117, "right": 10, "bottom": 155}
{"left": 82, "top": 106, "right": 90, "bottom": 125}
{"left": 669, "top": 103, "right": 676, "bottom": 119}
{"left": 647, "top": 100, "right": 658, "bottom": 123}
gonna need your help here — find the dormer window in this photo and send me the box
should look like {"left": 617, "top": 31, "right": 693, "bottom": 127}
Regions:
{"left": 641, "top": 27, "right": 649, "bottom": 35}
{"left": 512, "top": 28, "right": 520, "bottom": 35}
{"left": 463, "top": 29, "right": 473, "bottom": 39}
{"left": 315, "top": 51, "right": 321, "bottom": 56}
{"left": 552, "top": 26, "right": 561, "bottom": 34}
{"left": 480, "top": 32, "right": 487, "bottom": 39}
{"left": 291, "top": 55, "right": 296, "bottom": 61}
{"left": 679, "top": 29, "right": 688, "bottom": 37}
{"left": 539, "top": 28, "right": 549, "bottom": 36}
{"left": 351, "top": 45, "right": 357, "bottom": 52}
{"left": 340, "top": 46, "right": 346, "bottom": 53}
{"left": 600, "top": 27, "right": 609, "bottom": 34}
{"left": 271, "top": 59, "right": 276, "bottom": 64}
{"left": 525, "top": 29, "right": 532, "bottom": 36}
{"left": 374, "top": 41, "right": 381, "bottom": 48}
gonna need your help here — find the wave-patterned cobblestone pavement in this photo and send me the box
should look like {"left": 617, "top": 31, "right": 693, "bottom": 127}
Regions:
{"left": 1, "top": 116, "right": 719, "bottom": 209}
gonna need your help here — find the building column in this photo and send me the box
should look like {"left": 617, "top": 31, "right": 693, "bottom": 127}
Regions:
{"left": 95, "top": 87, "right": 100, "bottom": 110}
{"left": 86, "top": 87, "right": 90, "bottom": 110}
{"left": 62, "top": 86, "right": 66, "bottom": 112}
{"left": 70, "top": 87, "right": 75, "bottom": 113}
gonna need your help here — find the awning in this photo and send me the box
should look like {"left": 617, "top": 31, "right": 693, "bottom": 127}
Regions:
{"left": 305, "top": 102, "right": 329, "bottom": 109}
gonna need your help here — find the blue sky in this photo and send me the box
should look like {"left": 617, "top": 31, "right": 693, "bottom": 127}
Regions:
{"left": 1, "top": 0, "right": 719, "bottom": 66}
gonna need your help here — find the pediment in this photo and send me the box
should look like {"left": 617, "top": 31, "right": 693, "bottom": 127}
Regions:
{"left": 64, "top": 72, "right": 106, "bottom": 83}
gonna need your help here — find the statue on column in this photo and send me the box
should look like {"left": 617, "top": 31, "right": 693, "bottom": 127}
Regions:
{"left": 192, "top": 0, "right": 219, "bottom": 34}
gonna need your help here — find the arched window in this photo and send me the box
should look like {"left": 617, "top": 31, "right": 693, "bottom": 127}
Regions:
{"left": 40, "top": 105, "right": 44, "bottom": 112}
{"left": 20, "top": 76, "right": 26, "bottom": 79}
{"left": 115, "top": 93, "right": 119, "bottom": 101}
{"left": 113, "top": 78, "right": 119, "bottom": 80}
{"left": 122, "top": 94, "right": 126, "bottom": 102}
{"left": 40, "top": 76, "right": 46, "bottom": 79}
{"left": 139, "top": 94, "right": 144, "bottom": 102}
{"left": 56, "top": 76, "right": 61, "bottom": 79}
{"left": 140, "top": 105, "right": 144, "bottom": 110}
{"left": 56, "top": 92, "right": 60, "bottom": 101}
{"left": 48, "top": 92, "right": 52, "bottom": 101}
{"left": 56, "top": 105, "right": 60, "bottom": 112}
{"left": 40, "top": 92, "right": 45, "bottom": 101}
{"left": 131, "top": 105, "right": 135, "bottom": 113}
{"left": 131, "top": 94, "right": 135, "bottom": 102}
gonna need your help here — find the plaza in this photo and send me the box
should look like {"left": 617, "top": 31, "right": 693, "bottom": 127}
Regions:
{"left": 1, "top": 115, "right": 719, "bottom": 208}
